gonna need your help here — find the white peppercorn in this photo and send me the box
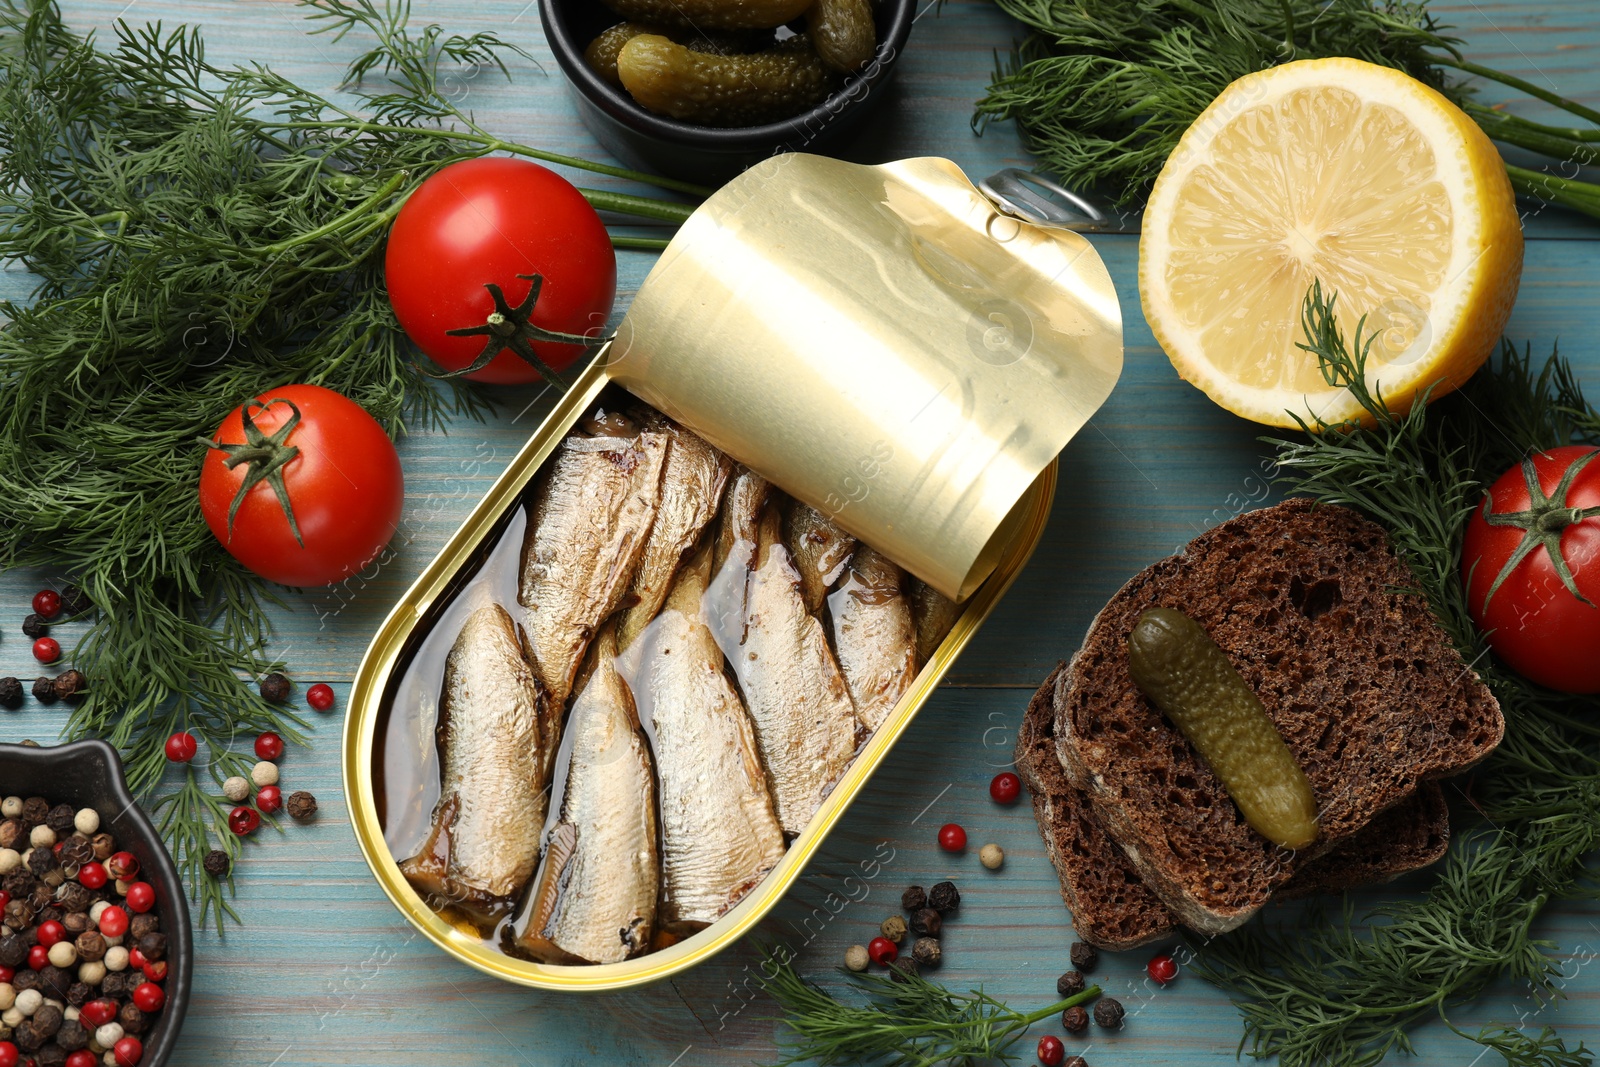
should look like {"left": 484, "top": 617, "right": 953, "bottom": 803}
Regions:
{"left": 843, "top": 944, "right": 870, "bottom": 972}
{"left": 93, "top": 1021, "right": 123, "bottom": 1048}
{"left": 222, "top": 777, "right": 250, "bottom": 803}
{"left": 102, "top": 947, "right": 128, "bottom": 973}
{"left": 77, "top": 961, "right": 105, "bottom": 986}
{"left": 0, "top": 983, "right": 12, "bottom": 1010}
{"left": 72, "top": 809, "right": 99, "bottom": 835}
{"left": 47, "top": 942, "right": 75, "bottom": 969}
{"left": 0, "top": 850, "right": 17, "bottom": 874}
{"left": 250, "top": 761, "right": 279, "bottom": 787}
{"left": 15, "top": 988, "right": 41, "bottom": 1016}
{"left": 28, "top": 825, "right": 55, "bottom": 850}
{"left": 0, "top": 799, "right": 18, "bottom": 819}
{"left": 979, "top": 843, "right": 1005, "bottom": 870}
{"left": 1, "top": 1006, "right": 21, "bottom": 1028}
{"left": 88, "top": 902, "right": 108, "bottom": 924}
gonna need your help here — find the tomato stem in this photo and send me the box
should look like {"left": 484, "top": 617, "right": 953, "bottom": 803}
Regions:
{"left": 195, "top": 399, "right": 307, "bottom": 548}
{"left": 1479, "top": 449, "right": 1600, "bottom": 610}
{"left": 440, "top": 273, "right": 603, "bottom": 385}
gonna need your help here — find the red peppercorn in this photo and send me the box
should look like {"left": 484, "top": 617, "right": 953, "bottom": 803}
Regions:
{"left": 79, "top": 999, "right": 118, "bottom": 1028}
{"left": 125, "top": 880, "right": 157, "bottom": 914}
{"left": 132, "top": 980, "right": 166, "bottom": 1012}
{"left": 229, "top": 805, "right": 260, "bottom": 836}
{"left": 990, "top": 771, "right": 1022, "bottom": 804}
{"left": 27, "top": 943, "right": 49, "bottom": 970}
{"left": 937, "top": 823, "right": 967, "bottom": 852}
{"left": 107, "top": 851, "right": 140, "bottom": 880}
{"left": 66, "top": 1051, "right": 97, "bottom": 1067}
{"left": 114, "top": 1036, "right": 144, "bottom": 1067}
{"left": 99, "top": 904, "right": 129, "bottom": 938}
{"left": 1037, "top": 1034, "right": 1065, "bottom": 1066}
{"left": 306, "top": 682, "right": 335, "bottom": 711}
{"left": 32, "top": 589, "right": 61, "bottom": 619}
{"left": 0, "top": 1040, "right": 17, "bottom": 1067}
{"left": 254, "top": 730, "right": 285, "bottom": 760}
{"left": 128, "top": 947, "right": 148, "bottom": 971}
{"left": 867, "top": 936, "right": 898, "bottom": 966}
{"left": 256, "top": 785, "right": 283, "bottom": 814}
{"left": 79, "top": 861, "right": 108, "bottom": 888}
{"left": 0, "top": 966, "right": 10, "bottom": 984}
{"left": 36, "top": 919, "right": 66, "bottom": 948}
{"left": 164, "top": 731, "right": 197, "bottom": 762}
{"left": 0, "top": 889, "right": 9, "bottom": 911}
{"left": 1147, "top": 952, "right": 1178, "bottom": 984}
{"left": 31, "top": 636, "right": 60, "bottom": 664}
{"left": 142, "top": 959, "right": 168, "bottom": 982}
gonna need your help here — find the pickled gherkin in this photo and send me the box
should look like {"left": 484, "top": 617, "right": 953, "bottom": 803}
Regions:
{"left": 584, "top": 22, "right": 770, "bottom": 88}
{"left": 617, "top": 34, "right": 835, "bottom": 128}
{"left": 809, "top": 0, "right": 876, "bottom": 73}
{"left": 602, "top": 0, "right": 812, "bottom": 31}
{"left": 1126, "top": 608, "right": 1320, "bottom": 850}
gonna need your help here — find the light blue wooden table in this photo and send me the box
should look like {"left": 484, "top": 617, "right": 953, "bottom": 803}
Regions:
{"left": 3, "top": 1, "right": 1598, "bottom": 1064}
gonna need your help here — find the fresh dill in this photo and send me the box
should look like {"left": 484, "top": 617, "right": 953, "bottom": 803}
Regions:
{"left": 0, "top": 0, "right": 697, "bottom": 927}
{"left": 757, "top": 945, "right": 1101, "bottom": 1067}
{"left": 974, "top": 0, "right": 1600, "bottom": 218}
{"left": 1186, "top": 284, "right": 1600, "bottom": 1067}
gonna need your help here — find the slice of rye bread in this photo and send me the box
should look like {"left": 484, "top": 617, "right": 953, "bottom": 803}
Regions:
{"left": 1052, "top": 498, "right": 1501, "bottom": 935}
{"left": 1015, "top": 664, "right": 1451, "bottom": 950}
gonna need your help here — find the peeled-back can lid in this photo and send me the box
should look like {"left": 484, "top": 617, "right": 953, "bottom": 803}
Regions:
{"left": 607, "top": 154, "right": 1123, "bottom": 600}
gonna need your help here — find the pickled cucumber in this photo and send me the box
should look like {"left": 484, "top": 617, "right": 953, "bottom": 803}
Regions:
{"left": 1126, "top": 608, "right": 1319, "bottom": 850}
{"left": 585, "top": 22, "right": 770, "bottom": 88}
{"left": 617, "top": 34, "right": 836, "bottom": 128}
{"left": 603, "top": 0, "right": 812, "bottom": 31}
{"left": 809, "top": 0, "right": 875, "bottom": 73}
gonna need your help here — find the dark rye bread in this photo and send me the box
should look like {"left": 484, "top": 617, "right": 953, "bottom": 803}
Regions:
{"left": 1015, "top": 664, "right": 1451, "bottom": 950}
{"left": 1053, "top": 498, "right": 1500, "bottom": 935}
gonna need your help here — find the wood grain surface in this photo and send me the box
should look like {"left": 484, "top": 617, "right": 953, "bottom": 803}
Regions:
{"left": 2, "top": 0, "right": 1598, "bottom": 1063}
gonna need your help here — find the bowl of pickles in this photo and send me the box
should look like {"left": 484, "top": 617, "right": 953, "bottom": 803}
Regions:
{"left": 539, "top": 0, "right": 915, "bottom": 182}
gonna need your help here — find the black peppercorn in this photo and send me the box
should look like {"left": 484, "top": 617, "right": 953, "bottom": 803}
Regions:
{"left": 1063, "top": 1057, "right": 1088, "bottom": 1067}
{"left": 911, "top": 936, "right": 941, "bottom": 967}
{"left": 101, "top": 971, "right": 127, "bottom": 998}
{"left": 39, "top": 963, "right": 71, "bottom": 1001}
{"left": 928, "top": 881, "right": 960, "bottom": 913}
{"left": 20, "top": 797, "right": 48, "bottom": 828}
{"left": 21, "top": 613, "right": 49, "bottom": 639}
{"left": 1057, "top": 970, "right": 1086, "bottom": 997}
{"left": 55, "top": 1017, "right": 89, "bottom": 1050}
{"left": 0, "top": 820, "right": 21, "bottom": 850}
{"left": 37, "top": 1046, "right": 68, "bottom": 1067}
{"left": 52, "top": 669, "right": 87, "bottom": 703}
{"left": 888, "top": 956, "right": 920, "bottom": 982}
{"left": 62, "top": 911, "right": 90, "bottom": 935}
{"left": 260, "top": 671, "right": 292, "bottom": 704}
{"left": 13, "top": 1020, "right": 44, "bottom": 1053}
{"left": 27, "top": 845, "right": 55, "bottom": 876}
{"left": 901, "top": 885, "right": 927, "bottom": 911}
{"left": 909, "top": 907, "right": 942, "bottom": 937}
{"left": 33, "top": 1003, "right": 62, "bottom": 1038}
{"left": 130, "top": 912, "right": 161, "bottom": 939}
{"left": 119, "top": 1002, "right": 148, "bottom": 1035}
{"left": 1063, "top": 1004, "right": 1089, "bottom": 1033}
{"left": 1069, "top": 941, "right": 1098, "bottom": 972}
{"left": 74, "top": 930, "right": 106, "bottom": 962}
{"left": 31, "top": 676, "right": 57, "bottom": 704}
{"left": 0, "top": 933, "right": 25, "bottom": 967}
{"left": 203, "top": 848, "right": 231, "bottom": 878}
{"left": 286, "top": 790, "right": 318, "bottom": 821}
{"left": 57, "top": 837, "right": 92, "bottom": 872}
{"left": 59, "top": 585, "right": 90, "bottom": 618}
{"left": 11, "top": 968, "right": 40, "bottom": 993}
{"left": 36, "top": 905, "right": 63, "bottom": 928}
{"left": 1092, "top": 997, "right": 1125, "bottom": 1029}
{"left": 89, "top": 832, "right": 114, "bottom": 860}
{"left": 137, "top": 931, "right": 166, "bottom": 962}
{"left": 65, "top": 982, "right": 91, "bottom": 1008}
{"left": 0, "top": 677, "right": 22, "bottom": 710}
{"left": 46, "top": 803, "right": 75, "bottom": 836}
{"left": 3, "top": 865, "right": 36, "bottom": 897}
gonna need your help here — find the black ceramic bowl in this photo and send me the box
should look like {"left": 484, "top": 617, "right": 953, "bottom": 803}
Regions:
{"left": 540, "top": 0, "right": 917, "bottom": 183}
{"left": 0, "top": 740, "right": 192, "bottom": 1065}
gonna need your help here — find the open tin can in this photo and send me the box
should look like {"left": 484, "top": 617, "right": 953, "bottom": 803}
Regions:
{"left": 343, "top": 154, "right": 1124, "bottom": 990}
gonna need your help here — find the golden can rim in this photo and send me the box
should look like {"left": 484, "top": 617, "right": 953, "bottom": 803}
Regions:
{"left": 341, "top": 353, "right": 1059, "bottom": 991}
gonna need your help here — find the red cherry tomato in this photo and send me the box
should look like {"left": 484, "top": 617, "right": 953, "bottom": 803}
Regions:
{"left": 385, "top": 158, "right": 617, "bottom": 385}
{"left": 867, "top": 936, "right": 898, "bottom": 965}
{"left": 198, "top": 384, "right": 403, "bottom": 587}
{"left": 938, "top": 823, "right": 967, "bottom": 852}
{"left": 1463, "top": 445, "right": 1600, "bottom": 693}
{"left": 990, "top": 772, "right": 1022, "bottom": 805}
{"left": 132, "top": 980, "right": 166, "bottom": 1012}
{"left": 1037, "top": 1034, "right": 1065, "bottom": 1066}
{"left": 164, "top": 732, "right": 197, "bottom": 763}
{"left": 1147, "top": 952, "right": 1178, "bottom": 983}
{"left": 125, "top": 881, "right": 156, "bottom": 914}
{"left": 254, "top": 731, "right": 284, "bottom": 761}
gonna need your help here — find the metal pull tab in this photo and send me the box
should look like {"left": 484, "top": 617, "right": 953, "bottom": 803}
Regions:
{"left": 978, "top": 168, "right": 1125, "bottom": 233}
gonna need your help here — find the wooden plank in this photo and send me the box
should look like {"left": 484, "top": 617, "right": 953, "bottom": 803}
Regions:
{"left": 1, "top": 0, "right": 1598, "bottom": 1064}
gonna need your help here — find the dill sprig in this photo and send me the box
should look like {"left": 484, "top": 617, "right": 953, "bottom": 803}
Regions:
{"left": 0, "top": 0, "right": 697, "bottom": 928}
{"left": 973, "top": 0, "right": 1600, "bottom": 219}
{"left": 1186, "top": 284, "right": 1600, "bottom": 1067}
{"left": 758, "top": 945, "right": 1101, "bottom": 1067}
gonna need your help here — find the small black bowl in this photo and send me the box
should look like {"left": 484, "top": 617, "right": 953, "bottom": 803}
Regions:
{"left": 0, "top": 740, "right": 191, "bottom": 1065}
{"left": 540, "top": 0, "right": 917, "bottom": 183}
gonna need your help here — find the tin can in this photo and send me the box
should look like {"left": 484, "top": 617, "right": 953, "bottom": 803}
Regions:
{"left": 344, "top": 154, "right": 1123, "bottom": 990}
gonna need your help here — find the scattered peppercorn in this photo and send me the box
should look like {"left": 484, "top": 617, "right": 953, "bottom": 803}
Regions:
{"left": 21, "top": 614, "right": 49, "bottom": 640}
{"left": 909, "top": 907, "right": 942, "bottom": 937}
{"left": 989, "top": 771, "right": 1022, "bottom": 804}
{"left": 880, "top": 914, "right": 907, "bottom": 944}
{"left": 843, "top": 944, "right": 870, "bottom": 972}
{"left": 32, "top": 637, "right": 60, "bottom": 664}
{"left": 979, "top": 843, "right": 1004, "bottom": 870}
{"left": 1037, "top": 1034, "right": 1065, "bottom": 1067}
{"left": 0, "top": 676, "right": 22, "bottom": 709}
{"left": 1146, "top": 953, "right": 1178, "bottom": 984}
{"left": 1056, "top": 970, "right": 1086, "bottom": 997}
{"left": 1063, "top": 1057, "right": 1088, "bottom": 1067}
{"left": 259, "top": 672, "right": 292, "bottom": 704}
{"left": 46, "top": 804, "right": 74, "bottom": 837}
{"left": 911, "top": 936, "right": 941, "bottom": 967}
{"left": 1062, "top": 1004, "right": 1089, "bottom": 1033}
{"left": 1092, "top": 997, "right": 1124, "bottom": 1029}
{"left": 937, "top": 823, "right": 967, "bottom": 852}
{"left": 89, "top": 833, "right": 114, "bottom": 861}
{"left": 928, "top": 881, "right": 960, "bottom": 913}
{"left": 901, "top": 885, "right": 927, "bottom": 911}
{"left": 286, "top": 791, "right": 318, "bottom": 821}
{"left": 57, "top": 838, "right": 92, "bottom": 872}
{"left": 31, "top": 677, "right": 57, "bottom": 704}
{"left": 58, "top": 586, "right": 90, "bottom": 618}
{"left": 306, "top": 682, "right": 336, "bottom": 711}
{"left": 52, "top": 671, "right": 86, "bottom": 703}
{"left": 866, "top": 936, "right": 897, "bottom": 966}
{"left": 1069, "top": 941, "right": 1098, "bottom": 972}
{"left": 202, "top": 849, "right": 230, "bottom": 879}
{"left": 888, "top": 956, "right": 920, "bottom": 982}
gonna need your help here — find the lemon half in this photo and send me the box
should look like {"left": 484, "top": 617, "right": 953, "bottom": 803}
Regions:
{"left": 1138, "top": 58, "right": 1524, "bottom": 428}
